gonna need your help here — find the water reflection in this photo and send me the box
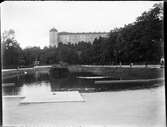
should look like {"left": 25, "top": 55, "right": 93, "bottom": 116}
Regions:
{"left": 50, "top": 76, "right": 94, "bottom": 92}
{"left": 20, "top": 82, "right": 51, "bottom": 97}
{"left": 2, "top": 71, "right": 163, "bottom": 96}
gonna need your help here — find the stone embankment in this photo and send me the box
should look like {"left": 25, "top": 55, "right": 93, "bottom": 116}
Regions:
{"left": 68, "top": 65, "right": 164, "bottom": 79}
{"left": 2, "top": 65, "right": 164, "bottom": 80}
{"left": 2, "top": 66, "right": 51, "bottom": 79}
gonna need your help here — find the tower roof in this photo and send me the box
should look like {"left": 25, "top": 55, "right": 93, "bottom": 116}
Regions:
{"left": 50, "top": 28, "right": 58, "bottom": 32}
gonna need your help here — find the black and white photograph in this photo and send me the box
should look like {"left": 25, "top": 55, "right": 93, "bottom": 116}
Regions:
{"left": 1, "top": 1, "right": 165, "bottom": 127}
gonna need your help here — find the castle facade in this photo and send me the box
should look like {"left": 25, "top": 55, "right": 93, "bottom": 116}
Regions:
{"left": 49, "top": 28, "right": 109, "bottom": 47}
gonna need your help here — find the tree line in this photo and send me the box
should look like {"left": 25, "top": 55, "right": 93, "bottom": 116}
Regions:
{"left": 2, "top": 3, "right": 163, "bottom": 69}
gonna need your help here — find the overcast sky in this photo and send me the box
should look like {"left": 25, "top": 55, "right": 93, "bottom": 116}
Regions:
{"left": 1, "top": 1, "right": 161, "bottom": 49}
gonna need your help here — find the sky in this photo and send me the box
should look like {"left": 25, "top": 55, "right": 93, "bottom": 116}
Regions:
{"left": 1, "top": 1, "right": 161, "bottom": 49}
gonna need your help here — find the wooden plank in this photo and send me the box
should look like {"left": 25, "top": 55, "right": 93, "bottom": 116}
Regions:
{"left": 77, "top": 76, "right": 110, "bottom": 79}
{"left": 94, "top": 78, "right": 164, "bottom": 84}
{"left": 3, "top": 95, "right": 25, "bottom": 98}
{"left": 2, "top": 83, "right": 15, "bottom": 87}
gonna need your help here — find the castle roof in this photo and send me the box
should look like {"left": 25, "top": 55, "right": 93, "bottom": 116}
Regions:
{"left": 50, "top": 28, "right": 58, "bottom": 32}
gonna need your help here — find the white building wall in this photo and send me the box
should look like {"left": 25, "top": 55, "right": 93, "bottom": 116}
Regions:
{"left": 58, "top": 33, "right": 108, "bottom": 44}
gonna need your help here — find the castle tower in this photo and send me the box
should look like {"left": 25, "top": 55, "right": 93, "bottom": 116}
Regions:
{"left": 49, "top": 28, "right": 58, "bottom": 47}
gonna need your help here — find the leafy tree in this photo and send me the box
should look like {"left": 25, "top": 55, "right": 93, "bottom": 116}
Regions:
{"left": 23, "top": 46, "right": 41, "bottom": 66}
{"left": 2, "top": 29, "right": 23, "bottom": 69}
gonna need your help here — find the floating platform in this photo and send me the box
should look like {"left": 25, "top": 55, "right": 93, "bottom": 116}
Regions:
{"left": 94, "top": 78, "right": 164, "bottom": 84}
{"left": 77, "top": 76, "right": 111, "bottom": 79}
{"left": 20, "top": 91, "right": 84, "bottom": 104}
{"left": 3, "top": 95, "right": 25, "bottom": 98}
{"left": 2, "top": 83, "right": 15, "bottom": 87}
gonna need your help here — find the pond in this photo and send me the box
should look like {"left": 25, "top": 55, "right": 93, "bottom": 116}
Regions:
{"left": 2, "top": 71, "right": 163, "bottom": 96}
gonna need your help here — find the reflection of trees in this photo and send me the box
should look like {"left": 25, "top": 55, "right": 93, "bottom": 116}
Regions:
{"left": 49, "top": 72, "right": 94, "bottom": 92}
{"left": 2, "top": 74, "right": 23, "bottom": 95}
{"left": 2, "top": 72, "right": 50, "bottom": 95}
{"left": 19, "top": 72, "right": 49, "bottom": 84}
{"left": 49, "top": 74, "right": 75, "bottom": 91}
{"left": 3, "top": 85, "right": 22, "bottom": 96}
{"left": 3, "top": 72, "right": 50, "bottom": 85}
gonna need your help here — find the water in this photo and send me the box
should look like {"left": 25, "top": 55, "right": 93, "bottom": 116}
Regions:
{"left": 2, "top": 71, "right": 163, "bottom": 96}
{"left": 2, "top": 71, "right": 165, "bottom": 126}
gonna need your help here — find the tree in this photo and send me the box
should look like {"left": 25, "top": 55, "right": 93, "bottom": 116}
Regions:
{"left": 23, "top": 46, "right": 41, "bottom": 66}
{"left": 2, "top": 29, "right": 23, "bottom": 68}
{"left": 106, "top": 3, "right": 163, "bottom": 64}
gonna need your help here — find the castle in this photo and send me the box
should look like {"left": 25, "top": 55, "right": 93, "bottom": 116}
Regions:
{"left": 49, "top": 28, "right": 109, "bottom": 47}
